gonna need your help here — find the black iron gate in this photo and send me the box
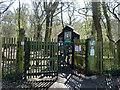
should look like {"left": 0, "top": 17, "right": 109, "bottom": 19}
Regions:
{"left": 58, "top": 42, "right": 74, "bottom": 68}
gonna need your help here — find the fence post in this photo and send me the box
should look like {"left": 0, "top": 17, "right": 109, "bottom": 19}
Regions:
{"left": 16, "top": 28, "right": 25, "bottom": 79}
{"left": 72, "top": 42, "right": 74, "bottom": 69}
{"left": 24, "top": 37, "right": 30, "bottom": 80}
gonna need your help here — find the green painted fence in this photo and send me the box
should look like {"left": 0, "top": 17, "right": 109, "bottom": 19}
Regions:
{"left": 74, "top": 39, "right": 119, "bottom": 74}
{"left": 74, "top": 39, "right": 86, "bottom": 70}
{"left": 103, "top": 42, "right": 119, "bottom": 71}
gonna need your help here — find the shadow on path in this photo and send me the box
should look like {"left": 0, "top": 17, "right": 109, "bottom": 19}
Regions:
{"left": 58, "top": 65, "right": 120, "bottom": 90}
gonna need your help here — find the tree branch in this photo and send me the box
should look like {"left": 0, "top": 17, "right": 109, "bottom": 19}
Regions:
{"left": 1, "top": 0, "right": 16, "bottom": 14}
{"left": 101, "top": 17, "right": 107, "bottom": 29}
{"left": 77, "top": 9, "right": 92, "bottom": 17}
{"left": 107, "top": 4, "right": 120, "bottom": 22}
{"left": 113, "top": 3, "right": 120, "bottom": 14}
{"left": 53, "top": 5, "right": 69, "bottom": 17}
{"left": 107, "top": 34, "right": 115, "bottom": 43}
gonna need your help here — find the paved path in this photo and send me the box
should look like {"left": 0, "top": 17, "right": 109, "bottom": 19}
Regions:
{"left": 49, "top": 66, "right": 71, "bottom": 89}
{"left": 49, "top": 65, "right": 120, "bottom": 89}
{"left": 2, "top": 65, "right": 120, "bottom": 89}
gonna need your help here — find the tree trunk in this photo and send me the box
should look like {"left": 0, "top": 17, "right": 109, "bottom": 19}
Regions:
{"left": 37, "top": 24, "right": 42, "bottom": 39}
{"left": 118, "top": 5, "right": 120, "bottom": 37}
{"left": 16, "top": 28, "right": 25, "bottom": 79}
{"left": 92, "top": 21, "right": 96, "bottom": 39}
{"left": 49, "top": 15, "right": 53, "bottom": 39}
{"left": 18, "top": 0, "right": 20, "bottom": 31}
{"left": 44, "top": 1, "right": 59, "bottom": 41}
{"left": 45, "top": 14, "right": 50, "bottom": 41}
{"left": 102, "top": 2, "right": 114, "bottom": 52}
{"left": 92, "top": 2, "right": 103, "bottom": 73}
{"left": 117, "top": 5, "right": 120, "bottom": 66}
{"left": 61, "top": 2, "right": 64, "bottom": 28}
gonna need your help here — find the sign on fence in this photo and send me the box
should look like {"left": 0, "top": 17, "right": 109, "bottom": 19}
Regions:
{"left": 21, "top": 42, "right": 24, "bottom": 45}
{"left": 90, "top": 46, "right": 95, "bottom": 56}
{"left": 75, "top": 45, "right": 79, "bottom": 51}
{"left": 79, "top": 45, "right": 81, "bottom": 51}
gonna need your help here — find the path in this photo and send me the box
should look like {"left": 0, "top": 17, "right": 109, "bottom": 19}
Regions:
{"left": 2, "top": 65, "right": 120, "bottom": 89}
{"left": 49, "top": 65, "right": 120, "bottom": 89}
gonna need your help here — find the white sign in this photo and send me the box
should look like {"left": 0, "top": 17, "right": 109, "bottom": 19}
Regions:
{"left": 21, "top": 42, "right": 24, "bottom": 45}
{"left": 58, "top": 43, "right": 60, "bottom": 46}
{"left": 79, "top": 45, "right": 81, "bottom": 51}
{"left": 90, "top": 48, "right": 94, "bottom": 56}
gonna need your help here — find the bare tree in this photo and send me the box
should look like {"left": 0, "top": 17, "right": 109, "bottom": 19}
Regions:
{"left": 60, "top": 2, "right": 64, "bottom": 28}
{"left": 105, "top": 1, "right": 120, "bottom": 64}
{"left": 43, "top": 0, "right": 59, "bottom": 41}
{"left": 107, "top": 2, "right": 120, "bottom": 22}
{"left": 102, "top": 2, "right": 113, "bottom": 42}
{"left": 67, "top": 2, "right": 77, "bottom": 25}
{"left": 30, "top": 1, "right": 45, "bottom": 39}
{"left": 118, "top": 5, "right": 120, "bottom": 40}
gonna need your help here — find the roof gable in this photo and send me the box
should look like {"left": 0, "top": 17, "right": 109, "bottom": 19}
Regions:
{"left": 62, "top": 25, "right": 74, "bottom": 32}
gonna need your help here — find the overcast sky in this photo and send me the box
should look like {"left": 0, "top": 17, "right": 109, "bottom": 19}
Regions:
{"left": 6, "top": 0, "right": 85, "bottom": 12}
{"left": 2, "top": 0, "right": 85, "bottom": 22}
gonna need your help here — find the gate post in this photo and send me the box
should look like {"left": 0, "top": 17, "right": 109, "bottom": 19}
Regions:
{"left": 85, "top": 38, "right": 89, "bottom": 75}
{"left": 85, "top": 38, "right": 99, "bottom": 75}
{"left": 24, "top": 37, "right": 30, "bottom": 80}
{"left": 16, "top": 28, "right": 25, "bottom": 79}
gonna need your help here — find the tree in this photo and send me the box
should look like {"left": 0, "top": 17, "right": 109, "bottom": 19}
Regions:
{"left": 1, "top": 11, "right": 16, "bottom": 37}
{"left": 102, "top": 2, "right": 114, "bottom": 51}
{"left": 92, "top": 1, "right": 103, "bottom": 73}
{"left": 75, "top": 0, "right": 93, "bottom": 39}
{"left": 106, "top": 2, "right": 120, "bottom": 65}
{"left": 30, "top": 1, "right": 45, "bottom": 39}
{"left": 107, "top": 2, "right": 120, "bottom": 22}
{"left": 43, "top": 0, "right": 59, "bottom": 41}
{"left": 60, "top": 2, "right": 64, "bottom": 28}
{"left": 66, "top": 2, "right": 76, "bottom": 26}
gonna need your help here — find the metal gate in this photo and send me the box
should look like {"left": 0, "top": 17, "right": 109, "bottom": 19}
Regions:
{"left": 2, "top": 37, "right": 58, "bottom": 81}
{"left": 58, "top": 42, "right": 74, "bottom": 68}
{"left": 24, "top": 38, "right": 58, "bottom": 80}
{"left": 2, "top": 37, "right": 18, "bottom": 80}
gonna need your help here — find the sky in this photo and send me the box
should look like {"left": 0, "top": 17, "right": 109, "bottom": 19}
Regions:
{"left": 2, "top": 0, "right": 119, "bottom": 23}
{"left": 4, "top": 0, "right": 85, "bottom": 12}
{"left": 7, "top": 0, "right": 32, "bottom": 12}
{"left": 2, "top": 0, "right": 120, "bottom": 13}
{"left": 1, "top": 0, "right": 85, "bottom": 22}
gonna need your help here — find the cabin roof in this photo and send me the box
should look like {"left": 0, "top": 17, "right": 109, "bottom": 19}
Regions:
{"left": 58, "top": 25, "right": 80, "bottom": 37}
{"left": 73, "top": 30, "right": 80, "bottom": 36}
